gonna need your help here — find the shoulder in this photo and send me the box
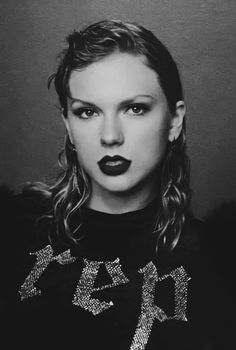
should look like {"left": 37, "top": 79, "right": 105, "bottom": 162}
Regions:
{"left": 0, "top": 182, "right": 52, "bottom": 214}
{"left": 0, "top": 183, "right": 55, "bottom": 303}
{"left": 183, "top": 207, "right": 236, "bottom": 347}
{"left": 178, "top": 214, "right": 206, "bottom": 254}
{"left": 0, "top": 183, "right": 53, "bottom": 258}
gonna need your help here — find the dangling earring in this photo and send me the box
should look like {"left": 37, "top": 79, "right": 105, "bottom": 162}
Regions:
{"left": 72, "top": 163, "right": 81, "bottom": 194}
{"left": 67, "top": 136, "right": 77, "bottom": 153}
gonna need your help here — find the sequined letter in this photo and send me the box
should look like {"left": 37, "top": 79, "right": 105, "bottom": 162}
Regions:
{"left": 54, "top": 249, "right": 77, "bottom": 265}
{"left": 72, "top": 258, "right": 129, "bottom": 315}
{"left": 159, "top": 265, "right": 190, "bottom": 321}
{"left": 19, "top": 245, "right": 54, "bottom": 300}
{"left": 130, "top": 263, "right": 190, "bottom": 350}
{"left": 19, "top": 246, "right": 77, "bottom": 300}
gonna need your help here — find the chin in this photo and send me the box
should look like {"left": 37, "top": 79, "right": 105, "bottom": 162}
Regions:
{"left": 94, "top": 175, "right": 139, "bottom": 194}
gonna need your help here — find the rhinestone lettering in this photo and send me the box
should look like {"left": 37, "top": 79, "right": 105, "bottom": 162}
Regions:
{"left": 19, "top": 245, "right": 54, "bottom": 300}
{"left": 19, "top": 245, "right": 77, "bottom": 300}
{"left": 130, "top": 262, "right": 190, "bottom": 350}
{"left": 72, "top": 258, "right": 129, "bottom": 315}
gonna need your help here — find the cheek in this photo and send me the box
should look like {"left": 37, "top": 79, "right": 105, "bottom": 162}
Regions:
{"left": 72, "top": 132, "right": 98, "bottom": 167}
{"left": 69, "top": 126, "right": 89, "bottom": 149}
{"left": 133, "top": 124, "right": 169, "bottom": 156}
{"left": 68, "top": 122, "right": 98, "bottom": 150}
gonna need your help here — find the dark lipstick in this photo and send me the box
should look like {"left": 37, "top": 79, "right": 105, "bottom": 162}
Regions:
{"left": 97, "top": 155, "right": 131, "bottom": 176}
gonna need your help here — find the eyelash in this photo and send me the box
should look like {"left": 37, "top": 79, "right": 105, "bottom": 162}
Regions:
{"left": 125, "top": 104, "right": 149, "bottom": 116}
{"left": 72, "top": 104, "right": 149, "bottom": 119}
{"left": 73, "top": 108, "right": 98, "bottom": 119}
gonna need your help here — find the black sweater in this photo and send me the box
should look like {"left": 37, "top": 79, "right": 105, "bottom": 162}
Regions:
{"left": 1, "top": 186, "right": 234, "bottom": 349}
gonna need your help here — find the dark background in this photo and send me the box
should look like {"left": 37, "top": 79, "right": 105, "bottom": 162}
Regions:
{"left": 0, "top": 0, "right": 235, "bottom": 220}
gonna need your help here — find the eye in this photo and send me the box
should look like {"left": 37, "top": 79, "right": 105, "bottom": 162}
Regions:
{"left": 73, "top": 107, "right": 99, "bottom": 119}
{"left": 125, "top": 104, "right": 149, "bottom": 117}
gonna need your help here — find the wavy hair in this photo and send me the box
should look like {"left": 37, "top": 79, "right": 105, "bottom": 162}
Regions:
{"left": 29, "top": 20, "right": 191, "bottom": 252}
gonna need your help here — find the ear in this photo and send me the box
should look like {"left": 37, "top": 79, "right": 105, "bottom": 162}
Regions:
{"left": 168, "top": 100, "right": 186, "bottom": 142}
{"left": 61, "top": 112, "right": 74, "bottom": 144}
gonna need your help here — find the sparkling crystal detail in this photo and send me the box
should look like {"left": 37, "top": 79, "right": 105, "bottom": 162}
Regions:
{"left": 130, "top": 262, "right": 190, "bottom": 350}
{"left": 53, "top": 250, "right": 77, "bottom": 265}
{"left": 72, "top": 258, "right": 129, "bottom": 315}
{"left": 19, "top": 245, "right": 53, "bottom": 300}
{"left": 159, "top": 265, "right": 190, "bottom": 321}
{"left": 19, "top": 245, "right": 77, "bottom": 300}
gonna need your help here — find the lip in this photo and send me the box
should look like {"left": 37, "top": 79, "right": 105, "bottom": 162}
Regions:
{"left": 97, "top": 155, "right": 131, "bottom": 176}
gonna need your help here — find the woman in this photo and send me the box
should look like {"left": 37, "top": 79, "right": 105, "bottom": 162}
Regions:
{"left": 2, "top": 20, "right": 233, "bottom": 349}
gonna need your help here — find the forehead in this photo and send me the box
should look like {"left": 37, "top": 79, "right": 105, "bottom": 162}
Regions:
{"left": 68, "top": 53, "right": 164, "bottom": 101}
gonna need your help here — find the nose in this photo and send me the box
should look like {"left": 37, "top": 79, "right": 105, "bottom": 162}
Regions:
{"left": 100, "top": 115, "right": 124, "bottom": 147}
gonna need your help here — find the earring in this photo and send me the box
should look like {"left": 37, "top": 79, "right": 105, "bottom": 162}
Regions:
{"left": 68, "top": 137, "right": 76, "bottom": 152}
{"left": 72, "top": 163, "right": 81, "bottom": 193}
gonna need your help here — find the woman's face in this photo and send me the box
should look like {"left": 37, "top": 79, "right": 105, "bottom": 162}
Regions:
{"left": 64, "top": 53, "right": 183, "bottom": 204}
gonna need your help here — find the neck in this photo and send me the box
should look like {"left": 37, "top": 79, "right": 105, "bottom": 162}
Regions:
{"left": 87, "top": 179, "right": 160, "bottom": 214}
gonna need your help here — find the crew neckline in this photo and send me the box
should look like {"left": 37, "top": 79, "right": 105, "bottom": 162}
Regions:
{"left": 70, "top": 197, "right": 160, "bottom": 263}
{"left": 80, "top": 196, "right": 159, "bottom": 227}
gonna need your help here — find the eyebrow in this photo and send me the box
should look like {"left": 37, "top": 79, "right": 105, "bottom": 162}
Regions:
{"left": 69, "top": 94, "right": 155, "bottom": 109}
